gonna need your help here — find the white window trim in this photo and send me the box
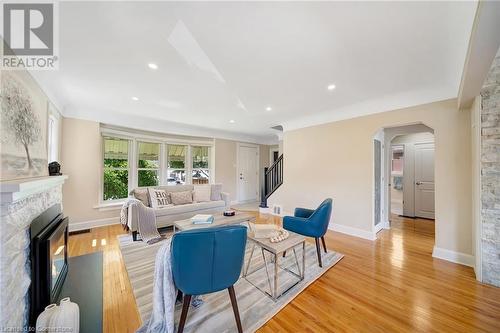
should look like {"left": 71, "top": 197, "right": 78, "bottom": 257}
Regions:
{"left": 100, "top": 136, "right": 132, "bottom": 204}
{"left": 136, "top": 141, "right": 162, "bottom": 188}
{"left": 99, "top": 129, "right": 215, "bottom": 205}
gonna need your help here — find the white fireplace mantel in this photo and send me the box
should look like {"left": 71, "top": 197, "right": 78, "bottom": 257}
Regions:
{"left": 0, "top": 175, "right": 68, "bottom": 204}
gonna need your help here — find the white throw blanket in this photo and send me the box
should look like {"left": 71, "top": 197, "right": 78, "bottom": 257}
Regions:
{"left": 136, "top": 239, "right": 176, "bottom": 333}
{"left": 121, "top": 199, "right": 162, "bottom": 244}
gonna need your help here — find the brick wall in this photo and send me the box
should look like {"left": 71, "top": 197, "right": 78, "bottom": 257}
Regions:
{"left": 480, "top": 49, "right": 500, "bottom": 286}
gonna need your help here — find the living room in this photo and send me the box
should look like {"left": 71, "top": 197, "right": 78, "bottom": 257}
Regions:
{"left": 1, "top": 1, "right": 500, "bottom": 333}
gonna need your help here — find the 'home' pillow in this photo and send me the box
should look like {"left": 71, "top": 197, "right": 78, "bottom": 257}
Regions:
{"left": 170, "top": 190, "right": 193, "bottom": 205}
{"left": 147, "top": 188, "right": 171, "bottom": 209}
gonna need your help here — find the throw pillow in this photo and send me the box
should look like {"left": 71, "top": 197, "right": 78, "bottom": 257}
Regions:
{"left": 193, "top": 186, "right": 211, "bottom": 203}
{"left": 147, "top": 188, "right": 171, "bottom": 209}
{"left": 133, "top": 188, "right": 150, "bottom": 207}
{"left": 170, "top": 190, "right": 193, "bottom": 205}
{"left": 210, "top": 183, "right": 223, "bottom": 201}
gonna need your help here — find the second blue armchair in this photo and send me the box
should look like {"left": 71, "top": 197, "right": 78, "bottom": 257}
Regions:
{"left": 283, "top": 198, "right": 333, "bottom": 267}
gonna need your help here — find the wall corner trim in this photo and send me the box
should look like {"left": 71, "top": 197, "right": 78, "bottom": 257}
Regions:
{"left": 432, "top": 246, "right": 475, "bottom": 268}
{"left": 329, "top": 223, "right": 376, "bottom": 241}
{"left": 69, "top": 217, "right": 120, "bottom": 232}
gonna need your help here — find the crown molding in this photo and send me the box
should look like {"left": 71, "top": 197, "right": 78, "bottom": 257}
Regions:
{"left": 63, "top": 106, "right": 278, "bottom": 145}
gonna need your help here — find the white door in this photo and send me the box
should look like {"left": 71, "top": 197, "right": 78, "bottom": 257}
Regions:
{"left": 414, "top": 143, "right": 435, "bottom": 219}
{"left": 238, "top": 145, "right": 259, "bottom": 202}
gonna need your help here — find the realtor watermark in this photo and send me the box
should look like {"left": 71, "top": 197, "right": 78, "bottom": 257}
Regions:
{"left": 1, "top": 1, "right": 59, "bottom": 70}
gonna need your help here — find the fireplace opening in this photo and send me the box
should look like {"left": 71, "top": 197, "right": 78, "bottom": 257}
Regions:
{"left": 29, "top": 204, "right": 69, "bottom": 326}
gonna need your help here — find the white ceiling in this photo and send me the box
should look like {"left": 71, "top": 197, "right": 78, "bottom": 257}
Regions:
{"left": 32, "top": 1, "right": 477, "bottom": 144}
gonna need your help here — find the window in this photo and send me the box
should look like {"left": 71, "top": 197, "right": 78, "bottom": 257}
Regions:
{"left": 47, "top": 115, "right": 59, "bottom": 162}
{"left": 103, "top": 137, "right": 130, "bottom": 201}
{"left": 192, "top": 146, "right": 210, "bottom": 184}
{"left": 166, "top": 144, "right": 187, "bottom": 185}
{"left": 100, "top": 129, "right": 214, "bottom": 203}
{"left": 137, "top": 141, "right": 160, "bottom": 187}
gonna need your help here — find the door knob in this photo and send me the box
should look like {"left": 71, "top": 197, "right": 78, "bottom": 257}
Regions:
{"left": 416, "top": 181, "right": 423, "bottom": 185}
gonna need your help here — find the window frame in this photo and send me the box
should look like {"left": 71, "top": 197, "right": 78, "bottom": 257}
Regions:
{"left": 166, "top": 143, "right": 188, "bottom": 186}
{"left": 101, "top": 136, "right": 132, "bottom": 203}
{"left": 136, "top": 141, "right": 161, "bottom": 188}
{"left": 99, "top": 128, "right": 214, "bottom": 205}
{"left": 191, "top": 145, "right": 211, "bottom": 185}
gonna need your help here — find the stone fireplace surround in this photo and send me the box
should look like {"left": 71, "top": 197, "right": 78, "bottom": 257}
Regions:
{"left": 0, "top": 175, "right": 68, "bottom": 330}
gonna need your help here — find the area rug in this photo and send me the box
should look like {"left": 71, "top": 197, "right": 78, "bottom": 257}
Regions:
{"left": 118, "top": 231, "right": 343, "bottom": 333}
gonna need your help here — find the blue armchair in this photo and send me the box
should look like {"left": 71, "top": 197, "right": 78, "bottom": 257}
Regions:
{"left": 283, "top": 198, "right": 332, "bottom": 267}
{"left": 172, "top": 225, "right": 247, "bottom": 333}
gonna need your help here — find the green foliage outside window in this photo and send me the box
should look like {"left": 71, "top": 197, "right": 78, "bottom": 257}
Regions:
{"left": 103, "top": 158, "right": 128, "bottom": 200}
{"left": 138, "top": 159, "right": 159, "bottom": 187}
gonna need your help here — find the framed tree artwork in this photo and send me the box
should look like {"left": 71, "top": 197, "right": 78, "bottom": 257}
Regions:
{"left": 0, "top": 70, "right": 49, "bottom": 181}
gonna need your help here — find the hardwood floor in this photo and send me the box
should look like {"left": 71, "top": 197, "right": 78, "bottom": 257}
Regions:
{"left": 68, "top": 213, "right": 500, "bottom": 333}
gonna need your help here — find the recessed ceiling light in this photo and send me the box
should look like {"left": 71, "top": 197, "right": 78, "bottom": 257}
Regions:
{"left": 266, "top": 106, "right": 272, "bottom": 111}
{"left": 131, "top": 96, "right": 139, "bottom": 101}
{"left": 327, "top": 84, "right": 336, "bottom": 91}
{"left": 148, "top": 63, "right": 158, "bottom": 70}
{"left": 229, "top": 119, "right": 235, "bottom": 123}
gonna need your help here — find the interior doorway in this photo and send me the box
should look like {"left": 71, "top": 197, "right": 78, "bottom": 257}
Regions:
{"left": 389, "top": 131, "right": 435, "bottom": 219}
{"left": 373, "top": 123, "right": 436, "bottom": 240}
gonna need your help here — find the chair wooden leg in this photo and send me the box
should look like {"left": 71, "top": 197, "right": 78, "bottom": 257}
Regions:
{"left": 283, "top": 251, "right": 286, "bottom": 258}
{"left": 228, "top": 286, "right": 243, "bottom": 333}
{"left": 321, "top": 236, "right": 327, "bottom": 253}
{"left": 178, "top": 294, "right": 192, "bottom": 333}
{"left": 315, "top": 238, "right": 323, "bottom": 268}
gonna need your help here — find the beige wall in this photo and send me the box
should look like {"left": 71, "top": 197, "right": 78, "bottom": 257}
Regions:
{"left": 61, "top": 119, "right": 272, "bottom": 225}
{"left": 269, "top": 99, "right": 473, "bottom": 255}
{"left": 391, "top": 132, "right": 435, "bottom": 144}
{"left": 61, "top": 118, "right": 117, "bottom": 224}
{"left": 214, "top": 139, "right": 237, "bottom": 202}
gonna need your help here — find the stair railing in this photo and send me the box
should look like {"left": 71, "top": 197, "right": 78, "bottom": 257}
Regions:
{"left": 260, "top": 154, "right": 283, "bottom": 208}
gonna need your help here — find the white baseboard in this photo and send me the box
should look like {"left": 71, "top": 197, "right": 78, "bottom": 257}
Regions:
{"left": 329, "top": 223, "right": 376, "bottom": 241}
{"left": 69, "top": 217, "right": 120, "bottom": 232}
{"left": 383, "top": 220, "right": 391, "bottom": 229}
{"left": 432, "top": 246, "right": 475, "bottom": 268}
{"left": 374, "top": 222, "right": 384, "bottom": 235}
{"left": 259, "top": 207, "right": 271, "bottom": 214}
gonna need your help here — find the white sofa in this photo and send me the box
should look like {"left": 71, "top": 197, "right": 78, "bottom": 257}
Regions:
{"left": 127, "top": 184, "right": 230, "bottom": 240}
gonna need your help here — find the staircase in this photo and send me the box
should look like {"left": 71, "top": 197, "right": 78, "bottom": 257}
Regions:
{"left": 260, "top": 154, "right": 283, "bottom": 208}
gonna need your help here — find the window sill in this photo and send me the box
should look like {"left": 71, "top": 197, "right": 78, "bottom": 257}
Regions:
{"left": 93, "top": 201, "right": 125, "bottom": 211}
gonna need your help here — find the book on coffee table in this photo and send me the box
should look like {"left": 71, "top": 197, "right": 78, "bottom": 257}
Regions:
{"left": 191, "top": 214, "right": 214, "bottom": 224}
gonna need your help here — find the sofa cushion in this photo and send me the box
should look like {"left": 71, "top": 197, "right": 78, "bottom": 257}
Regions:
{"left": 158, "top": 184, "right": 194, "bottom": 193}
{"left": 170, "top": 190, "right": 193, "bottom": 205}
{"left": 193, "top": 185, "right": 211, "bottom": 202}
{"left": 148, "top": 188, "right": 171, "bottom": 209}
{"left": 133, "top": 188, "right": 150, "bottom": 207}
{"left": 155, "top": 200, "right": 226, "bottom": 217}
{"left": 210, "top": 183, "right": 222, "bottom": 201}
